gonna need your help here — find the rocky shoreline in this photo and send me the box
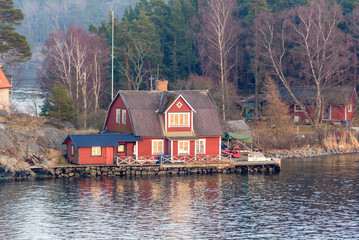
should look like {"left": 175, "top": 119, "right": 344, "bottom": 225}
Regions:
{"left": 1, "top": 148, "right": 358, "bottom": 180}
{"left": 267, "top": 148, "right": 359, "bottom": 159}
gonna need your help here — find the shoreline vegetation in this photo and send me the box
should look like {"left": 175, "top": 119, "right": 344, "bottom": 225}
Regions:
{"left": 1, "top": 112, "right": 359, "bottom": 180}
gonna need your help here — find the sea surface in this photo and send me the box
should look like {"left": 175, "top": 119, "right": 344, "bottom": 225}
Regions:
{"left": 13, "top": 82, "right": 43, "bottom": 115}
{"left": 0, "top": 155, "right": 358, "bottom": 239}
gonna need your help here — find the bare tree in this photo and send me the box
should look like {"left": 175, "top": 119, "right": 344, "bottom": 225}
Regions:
{"left": 119, "top": 39, "right": 152, "bottom": 90}
{"left": 90, "top": 35, "right": 108, "bottom": 112}
{"left": 43, "top": 25, "right": 109, "bottom": 128}
{"left": 44, "top": 28, "right": 74, "bottom": 98}
{"left": 199, "top": 0, "right": 238, "bottom": 121}
{"left": 257, "top": 0, "right": 351, "bottom": 135}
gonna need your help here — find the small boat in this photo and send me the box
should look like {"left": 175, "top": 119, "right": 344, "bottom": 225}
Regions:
{"left": 221, "top": 146, "right": 241, "bottom": 158}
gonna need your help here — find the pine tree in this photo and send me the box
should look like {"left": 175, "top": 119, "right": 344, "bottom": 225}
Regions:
{"left": 130, "top": 9, "right": 162, "bottom": 85}
{"left": 41, "top": 85, "right": 77, "bottom": 124}
{"left": 337, "top": 0, "right": 359, "bottom": 15}
{"left": 0, "top": 0, "right": 31, "bottom": 59}
{"left": 239, "top": 0, "right": 269, "bottom": 27}
{"left": 166, "top": 0, "right": 188, "bottom": 80}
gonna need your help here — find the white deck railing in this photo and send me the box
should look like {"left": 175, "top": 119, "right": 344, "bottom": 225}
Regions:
{"left": 115, "top": 154, "right": 232, "bottom": 166}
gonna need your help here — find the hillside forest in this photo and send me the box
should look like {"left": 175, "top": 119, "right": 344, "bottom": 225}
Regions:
{"left": 12, "top": 0, "right": 359, "bottom": 130}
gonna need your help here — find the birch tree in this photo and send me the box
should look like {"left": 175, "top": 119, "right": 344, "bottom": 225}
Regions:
{"left": 199, "top": 0, "right": 238, "bottom": 121}
{"left": 43, "top": 25, "right": 109, "bottom": 128}
{"left": 257, "top": 0, "right": 351, "bottom": 136}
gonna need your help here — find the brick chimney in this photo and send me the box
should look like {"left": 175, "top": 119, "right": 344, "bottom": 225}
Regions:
{"left": 155, "top": 80, "right": 168, "bottom": 91}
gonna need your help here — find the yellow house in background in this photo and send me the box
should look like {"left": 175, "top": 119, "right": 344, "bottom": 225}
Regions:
{"left": 0, "top": 65, "right": 12, "bottom": 112}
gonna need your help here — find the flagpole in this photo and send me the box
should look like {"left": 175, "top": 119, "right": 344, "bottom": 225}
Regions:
{"left": 111, "top": 10, "right": 114, "bottom": 101}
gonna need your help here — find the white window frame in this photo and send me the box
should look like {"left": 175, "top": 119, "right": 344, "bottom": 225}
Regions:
{"left": 294, "top": 104, "right": 304, "bottom": 112}
{"left": 168, "top": 112, "right": 190, "bottom": 127}
{"left": 117, "top": 144, "right": 125, "bottom": 153}
{"left": 91, "top": 146, "right": 102, "bottom": 156}
{"left": 178, "top": 141, "right": 190, "bottom": 155}
{"left": 0, "top": 90, "right": 4, "bottom": 105}
{"left": 122, "top": 109, "right": 126, "bottom": 124}
{"left": 348, "top": 104, "right": 353, "bottom": 112}
{"left": 71, "top": 144, "right": 74, "bottom": 156}
{"left": 195, "top": 139, "right": 206, "bottom": 154}
{"left": 116, "top": 109, "right": 121, "bottom": 123}
{"left": 152, "top": 140, "right": 164, "bottom": 155}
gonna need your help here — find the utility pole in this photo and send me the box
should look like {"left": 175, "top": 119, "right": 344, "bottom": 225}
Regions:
{"left": 157, "top": 64, "right": 159, "bottom": 80}
{"left": 111, "top": 10, "right": 114, "bottom": 101}
{"left": 150, "top": 75, "right": 153, "bottom": 91}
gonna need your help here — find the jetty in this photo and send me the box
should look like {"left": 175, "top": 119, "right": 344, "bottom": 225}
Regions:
{"left": 29, "top": 159, "right": 281, "bottom": 178}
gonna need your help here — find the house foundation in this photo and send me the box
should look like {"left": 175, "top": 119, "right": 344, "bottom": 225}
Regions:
{"left": 29, "top": 161, "right": 281, "bottom": 178}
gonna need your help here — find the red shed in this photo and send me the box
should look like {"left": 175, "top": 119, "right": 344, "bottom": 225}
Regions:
{"left": 62, "top": 133, "right": 142, "bottom": 165}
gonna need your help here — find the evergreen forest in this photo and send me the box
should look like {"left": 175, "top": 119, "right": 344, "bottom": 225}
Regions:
{"left": 11, "top": 0, "right": 359, "bottom": 127}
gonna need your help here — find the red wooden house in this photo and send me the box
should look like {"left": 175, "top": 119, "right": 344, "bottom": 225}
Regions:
{"left": 281, "top": 86, "right": 358, "bottom": 123}
{"left": 63, "top": 80, "right": 224, "bottom": 164}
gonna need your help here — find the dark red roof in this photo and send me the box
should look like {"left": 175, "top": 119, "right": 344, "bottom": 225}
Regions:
{"left": 280, "top": 86, "right": 357, "bottom": 105}
{"left": 118, "top": 90, "right": 223, "bottom": 137}
{"left": 0, "top": 68, "right": 11, "bottom": 89}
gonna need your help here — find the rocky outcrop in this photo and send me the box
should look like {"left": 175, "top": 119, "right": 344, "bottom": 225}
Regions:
{"left": 0, "top": 115, "right": 71, "bottom": 179}
{"left": 0, "top": 123, "right": 68, "bottom": 157}
{"left": 267, "top": 148, "right": 359, "bottom": 159}
{"left": 31, "top": 127, "right": 69, "bottom": 150}
{"left": 0, "top": 156, "right": 34, "bottom": 179}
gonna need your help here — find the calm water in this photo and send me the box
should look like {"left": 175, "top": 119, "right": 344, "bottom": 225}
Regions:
{"left": 0, "top": 155, "right": 358, "bottom": 239}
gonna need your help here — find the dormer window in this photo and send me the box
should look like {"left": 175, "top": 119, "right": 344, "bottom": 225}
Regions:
{"left": 169, "top": 112, "right": 190, "bottom": 127}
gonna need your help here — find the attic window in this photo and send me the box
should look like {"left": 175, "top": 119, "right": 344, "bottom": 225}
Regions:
{"left": 116, "top": 109, "right": 121, "bottom": 123}
{"left": 176, "top": 102, "right": 182, "bottom": 108}
{"left": 294, "top": 104, "right": 304, "bottom": 112}
{"left": 169, "top": 112, "right": 190, "bottom": 127}
{"left": 349, "top": 104, "right": 353, "bottom": 112}
{"left": 122, "top": 109, "right": 126, "bottom": 124}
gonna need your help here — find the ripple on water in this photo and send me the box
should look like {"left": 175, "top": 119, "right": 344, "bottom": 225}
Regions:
{"left": 0, "top": 154, "right": 359, "bottom": 239}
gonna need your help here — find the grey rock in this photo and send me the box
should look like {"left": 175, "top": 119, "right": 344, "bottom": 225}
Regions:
{"left": 32, "top": 127, "right": 68, "bottom": 150}
{"left": 0, "top": 110, "right": 7, "bottom": 117}
{"left": 17, "top": 140, "right": 45, "bottom": 156}
{"left": 0, "top": 155, "right": 32, "bottom": 179}
{"left": 0, "top": 128, "right": 14, "bottom": 153}
{"left": 62, "top": 122, "right": 75, "bottom": 129}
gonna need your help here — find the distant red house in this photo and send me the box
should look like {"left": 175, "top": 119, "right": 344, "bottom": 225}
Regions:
{"left": 63, "top": 80, "right": 224, "bottom": 165}
{"left": 280, "top": 86, "right": 358, "bottom": 123}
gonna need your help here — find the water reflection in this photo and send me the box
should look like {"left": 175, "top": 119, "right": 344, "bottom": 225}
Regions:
{"left": 0, "top": 154, "right": 358, "bottom": 239}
